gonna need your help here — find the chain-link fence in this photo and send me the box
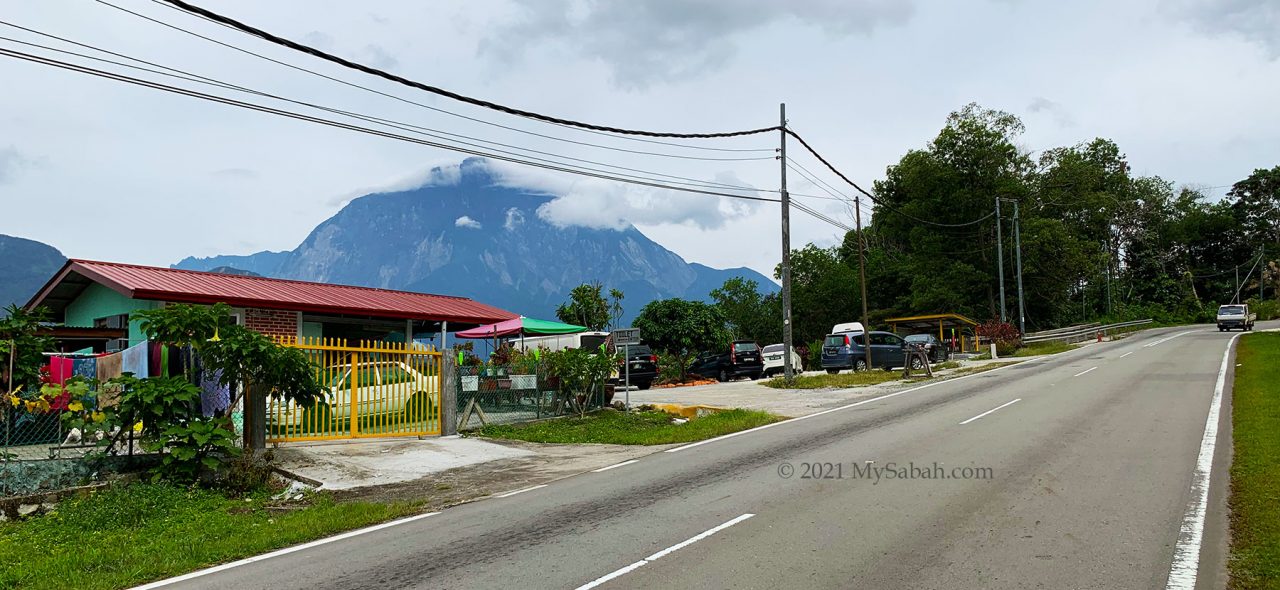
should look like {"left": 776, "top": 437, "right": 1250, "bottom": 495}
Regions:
{"left": 454, "top": 365, "right": 610, "bottom": 429}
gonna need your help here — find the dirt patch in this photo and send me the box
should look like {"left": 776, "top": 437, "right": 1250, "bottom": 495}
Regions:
{"left": 328, "top": 438, "right": 667, "bottom": 507}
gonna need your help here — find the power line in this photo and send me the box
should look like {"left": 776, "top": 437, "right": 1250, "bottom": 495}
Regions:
{"left": 0, "top": 29, "right": 774, "bottom": 197}
{"left": 90, "top": 0, "right": 775, "bottom": 158}
{"left": 0, "top": 47, "right": 786, "bottom": 209}
{"left": 149, "top": 0, "right": 782, "bottom": 140}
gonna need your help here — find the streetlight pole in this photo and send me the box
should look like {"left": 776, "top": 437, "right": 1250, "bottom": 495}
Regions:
{"left": 855, "top": 196, "right": 873, "bottom": 372}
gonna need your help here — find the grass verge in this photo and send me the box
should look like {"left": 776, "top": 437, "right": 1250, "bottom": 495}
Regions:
{"left": 1229, "top": 332, "right": 1280, "bottom": 589}
{"left": 0, "top": 484, "right": 422, "bottom": 590}
{"left": 764, "top": 360, "right": 963, "bottom": 390}
{"left": 474, "top": 408, "right": 780, "bottom": 445}
{"left": 1012, "top": 341, "right": 1075, "bottom": 357}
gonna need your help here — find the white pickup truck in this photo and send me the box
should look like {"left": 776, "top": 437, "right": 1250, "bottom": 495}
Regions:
{"left": 1216, "top": 304, "right": 1256, "bottom": 332}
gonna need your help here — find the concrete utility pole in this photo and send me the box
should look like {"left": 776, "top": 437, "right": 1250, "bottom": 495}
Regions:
{"left": 1235, "top": 265, "right": 1240, "bottom": 304}
{"left": 855, "top": 196, "right": 873, "bottom": 372}
{"left": 1011, "top": 199, "right": 1026, "bottom": 335}
{"left": 995, "top": 197, "right": 1006, "bottom": 322}
{"left": 1262, "top": 244, "right": 1266, "bottom": 302}
{"left": 779, "top": 103, "right": 794, "bottom": 383}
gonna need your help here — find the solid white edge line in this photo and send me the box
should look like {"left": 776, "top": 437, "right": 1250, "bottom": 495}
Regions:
{"left": 958, "top": 398, "right": 1022, "bottom": 425}
{"left": 1165, "top": 332, "right": 1240, "bottom": 589}
{"left": 1073, "top": 366, "right": 1098, "bottom": 377}
{"left": 495, "top": 484, "right": 548, "bottom": 498}
{"left": 592, "top": 459, "right": 639, "bottom": 473}
{"left": 664, "top": 360, "right": 1026, "bottom": 453}
{"left": 129, "top": 510, "right": 441, "bottom": 590}
{"left": 575, "top": 514, "right": 755, "bottom": 590}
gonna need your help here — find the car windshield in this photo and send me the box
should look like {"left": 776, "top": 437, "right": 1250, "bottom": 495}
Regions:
{"left": 904, "top": 334, "right": 930, "bottom": 342}
{"left": 762, "top": 344, "right": 783, "bottom": 353}
{"left": 1220, "top": 306, "right": 1245, "bottom": 314}
{"left": 732, "top": 342, "right": 758, "bottom": 352}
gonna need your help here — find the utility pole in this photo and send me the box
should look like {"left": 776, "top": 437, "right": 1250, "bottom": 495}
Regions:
{"left": 1235, "top": 265, "right": 1240, "bottom": 304}
{"left": 1005, "top": 199, "right": 1026, "bottom": 335}
{"left": 1262, "top": 244, "right": 1266, "bottom": 302}
{"left": 855, "top": 196, "right": 873, "bottom": 372}
{"left": 779, "top": 103, "right": 794, "bottom": 383}
{"left": 995, "top": 197, "right": 1006, "bottom": 322}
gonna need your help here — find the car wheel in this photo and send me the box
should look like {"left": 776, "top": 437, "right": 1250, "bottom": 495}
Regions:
{"left": 751, "top": 372, "right": 762, "bottom": 380}
{"left": 717, "top": 369, "right": 729, "bottom": 382}
{"left": 826, "top": 368, "right": 839, "bottom": 375}
{"left": 405, "top": 391, "right": 436, "bottom": 425}
{"left": 854, "top": 359, "right": 868, "bottom": 372}
{"left": 910, "top": 356, "right": 926, "bottom": 370}
{"left": 636, "top": 381, "right": 652, "bottom": 390}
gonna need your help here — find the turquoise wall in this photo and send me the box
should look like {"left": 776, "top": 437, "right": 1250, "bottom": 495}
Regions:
{"left": 63, "top": 283, "right": 159, "bottom": 345}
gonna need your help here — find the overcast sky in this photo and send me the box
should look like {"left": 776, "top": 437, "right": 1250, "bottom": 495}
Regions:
{"left": 1, "top": 0, "right": 1277, "bottom": 279}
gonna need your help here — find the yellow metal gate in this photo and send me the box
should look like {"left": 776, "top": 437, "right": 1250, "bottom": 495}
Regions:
{"left": 267, "top": 337, "right": 442, "bottom": 443}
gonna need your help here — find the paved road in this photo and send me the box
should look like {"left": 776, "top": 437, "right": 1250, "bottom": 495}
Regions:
{"left": 153, "top": 324, "right": 1269, "bottom": 590}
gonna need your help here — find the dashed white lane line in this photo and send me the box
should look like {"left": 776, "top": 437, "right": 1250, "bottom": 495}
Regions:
{"left": 1073, "top": 366, "right": 1098, "bottom": 377}
{"left": 959, "top": 398, "right": 1021, "bottom": 425}
{"left": 1120, "top": 351, "right": 1134, "bottom": 358}
{"left": 592, "top": 460, "right": 639, "bottom": 473}
{"left": 575, "top": 514, "right": 756, "bottom": 590}
{"left": 1165, "top": 332, "right": 1242, "bottom": 589}
{"left": 495, "top": 484, "right": 547, "bottom": 498}
{"left": 1144, "top": 330, "right": 1196, "bottom": 348}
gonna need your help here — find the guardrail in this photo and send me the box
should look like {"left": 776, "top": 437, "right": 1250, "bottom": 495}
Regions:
{"left": 1022, "top": 319, "right": 1152, "bottom": 344}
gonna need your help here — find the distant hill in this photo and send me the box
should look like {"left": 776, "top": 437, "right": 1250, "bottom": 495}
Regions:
{"left": 174, "top": 158, "right": 777, "bottom": 322}
{"left": 0, "top": 235, "right": 66, "bottom": 314}
{"left": 207, "top": 266, "right": 263, "bottom": 277}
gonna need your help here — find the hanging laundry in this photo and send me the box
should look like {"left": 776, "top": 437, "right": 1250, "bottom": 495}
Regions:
{"left": 72, "top": 357, "right": 97, "bottom": 381}
{"left": 121, "top": 341, "right": 148, "bottom": 377}
{"left": 149, "top": 342, "right": 164, "bottom": 378}
{"left": 96, "top": 352, "right": 122, "bottom": 381}
{"left": 47, "top": 356, "right": 74, "bottom": 385}
{"left": 200, "top": 367, "right": 230, "bottom": 417}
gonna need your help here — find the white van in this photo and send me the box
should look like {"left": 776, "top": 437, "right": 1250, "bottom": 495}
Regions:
{"left": 512, "top": 331, "right": 610, "bottom": 353}
{"left": 831, "top": 322, "right": 865, "bottom": 335}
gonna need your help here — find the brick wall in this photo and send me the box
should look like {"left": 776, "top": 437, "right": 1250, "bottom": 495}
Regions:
{"left": 244, "top": 308, "right": 298, "bottom": 340}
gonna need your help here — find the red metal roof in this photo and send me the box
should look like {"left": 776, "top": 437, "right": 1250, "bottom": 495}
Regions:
{"left": 29, "top": 259, "right": 517, "bottom": 325}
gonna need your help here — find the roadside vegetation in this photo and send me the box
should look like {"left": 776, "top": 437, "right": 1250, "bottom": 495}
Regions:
{"left": 763, "top": 360, "right": 974, "bottom": 390}
{"left": 0, "top": 483, "right": 421, "bottom": 590}
{"left": 473, "top": 408, "right": 779, "bottom": 445}
{"left": 1229, "top": 332, "right": 1280, "bottom": 589}
{"left": 1012, "top": 341, "right": 1075, "bottom": 357}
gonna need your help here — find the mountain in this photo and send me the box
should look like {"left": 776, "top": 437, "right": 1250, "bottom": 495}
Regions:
{"left": 0, "top": 235, "right": 66, "bottom": 314}
{"left": 173, "top": 158, "right": 778, "bottom": 322}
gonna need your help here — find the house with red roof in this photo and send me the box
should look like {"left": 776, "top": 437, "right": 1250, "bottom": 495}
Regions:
{"left": 26, "top": 259, "right": 517, "bottom": 352}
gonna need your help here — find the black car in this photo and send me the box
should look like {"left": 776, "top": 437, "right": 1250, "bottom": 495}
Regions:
{"left": 615, "top": 344, "right": 658, "bottom": 390}
{"left": 690, "top": 340, "right": 765, "bottom": 382}
{"left": 903, "top": 334, "right": 950, "bottom": 362}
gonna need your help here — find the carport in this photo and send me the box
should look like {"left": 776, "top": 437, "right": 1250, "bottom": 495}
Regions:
{"left": 886, "top": 313, "right": 980, "bottom": 353}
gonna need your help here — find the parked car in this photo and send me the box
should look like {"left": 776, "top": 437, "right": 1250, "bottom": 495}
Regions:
{"left": 268, "top": 361, "right": 438, "bottom": 430}
{"left": 689, "top": 340, "right": 765, "bottom": 382}
{"left": 903, "top": 334, "right": 950, "bottom": 362}
{"left": 614, "top": 344, "right": 658, "bottom": 389}
{"left": 761, "top": 343, "right": 804, "bottom": 377}
{"left": 821, "top": 331, "right": 924, "bottom": 373}
{"left": 1216, "top": 304, "right": 1256, "bottom": 332}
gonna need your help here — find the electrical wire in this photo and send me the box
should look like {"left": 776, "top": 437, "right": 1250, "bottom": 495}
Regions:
{"left": 91, "top": 0, "right": 775, "bottom": 158}
{"left": 149, "top": 0, "right": 783, "bottom": 140}
{"left": 0, "top": 47, "right": 787, "bottom": 208}
{"left": 0, "top": 29, "right": 774, "bottom": 197}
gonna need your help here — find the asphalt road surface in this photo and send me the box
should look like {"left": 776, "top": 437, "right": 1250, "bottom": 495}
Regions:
{"left": 147, "top": 323, "right": 1271, "bottom": 590}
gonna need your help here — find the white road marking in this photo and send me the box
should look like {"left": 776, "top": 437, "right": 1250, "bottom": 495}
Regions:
{"left": 1120, "top": 351, "right": 1134, "bottom": 358}
{"left": 665, "top": 360, "right": 1026, "bottom": 453}
{"left": 592, "top": 459, "right": 639, "bottom": 473}
{"left": 1144, "top": 330, "right": 1196, "bottom": 348}
{"left": 575, "top": 514, "right": 755, "bottom": 590}
{"left": 1073, "top": 367, "right": 1098, "bottom": 377}
{"left": 959, "top": 398, "right": 1021, "bottom": 425}
{"left": 495, "top": 484, "right": 547, "bottom": 498}
{"left": 1165, "top": 332, "right": 1241, "bottom": 589}
{"left": 128, "top": 511, "right": 441, "bottom": 589}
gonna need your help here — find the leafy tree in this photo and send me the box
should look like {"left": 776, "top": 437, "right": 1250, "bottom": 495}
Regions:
{"left": 710, "top": 277, "right": 780, "bottom": 344}
{"left": 633, "top": 298, "right": 727, "bottom": 382}
{"left": 555, "top": 282, "right": 623, "bottom": 331}
{"left": 0, "top": 304, "right": 54, "bottom": 398}
{"left": 776, "top": 244, "right": 859, "bottom": 345}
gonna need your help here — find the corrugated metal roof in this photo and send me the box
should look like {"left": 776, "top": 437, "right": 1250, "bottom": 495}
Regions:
{"left": 32, "top": 259, "right": 517, "bottom": 325}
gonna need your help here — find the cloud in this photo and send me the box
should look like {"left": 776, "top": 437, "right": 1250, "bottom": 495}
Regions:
{"left": 1026, "top": 97, "right": 1076, "bottom": 127}
{"left": 360, "top": 44, "right": 400, "bottom": 70}
{"left": 529, "top": 169, "right": 764, "bottom": 230}
{"left": 455, "top": 215, "right": 482, "bottom": 229}
{"left": 1162, "top": 0, "right": 1280, "bottom": 57}
{"left": 324, "top": 160, "right": 468, "bottom": 207}
{"left": 503, "top": 207, "right": 526, "bottom": 230}
{"left": 211, "top": 168, "right": 259, "bottom": 181}
{"left": 481, "top": 0, "right": 915, "bottom": 88}
{"left": 0, "top": 147, "right": 40, "bottom": 184}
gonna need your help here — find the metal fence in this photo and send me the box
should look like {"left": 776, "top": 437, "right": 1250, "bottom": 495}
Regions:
{"left": 267, "top": 337, "right": 442, "bottom": 443}
{"left": 454, "top": 364, "right": 609, "bottom": 429}
{"left": 1022, "top": 319, "right": 1153, "bottom": 344}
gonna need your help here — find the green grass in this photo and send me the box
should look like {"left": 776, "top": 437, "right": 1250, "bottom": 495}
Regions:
{"left": 1229, "top": 332, "right": 1280, "bottom": 589}
{"left": 0, "top": 484, "right": 422, "bottom": 590}
{"left": 763, "top": 370, "right": 905, "bottom": 390}
{"left": 1012, "top": 340, "right": 1075, "bottom": 357}
{"left": 474, "top": 408, "right": 781, "bottom": 445}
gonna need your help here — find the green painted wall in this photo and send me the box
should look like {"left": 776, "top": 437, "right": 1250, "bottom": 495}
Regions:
{"left": 63, "top": 283, "right": 159, "bottom": 345}
{"left": 301, "top": 321, "right": 323, "bottom": 341}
